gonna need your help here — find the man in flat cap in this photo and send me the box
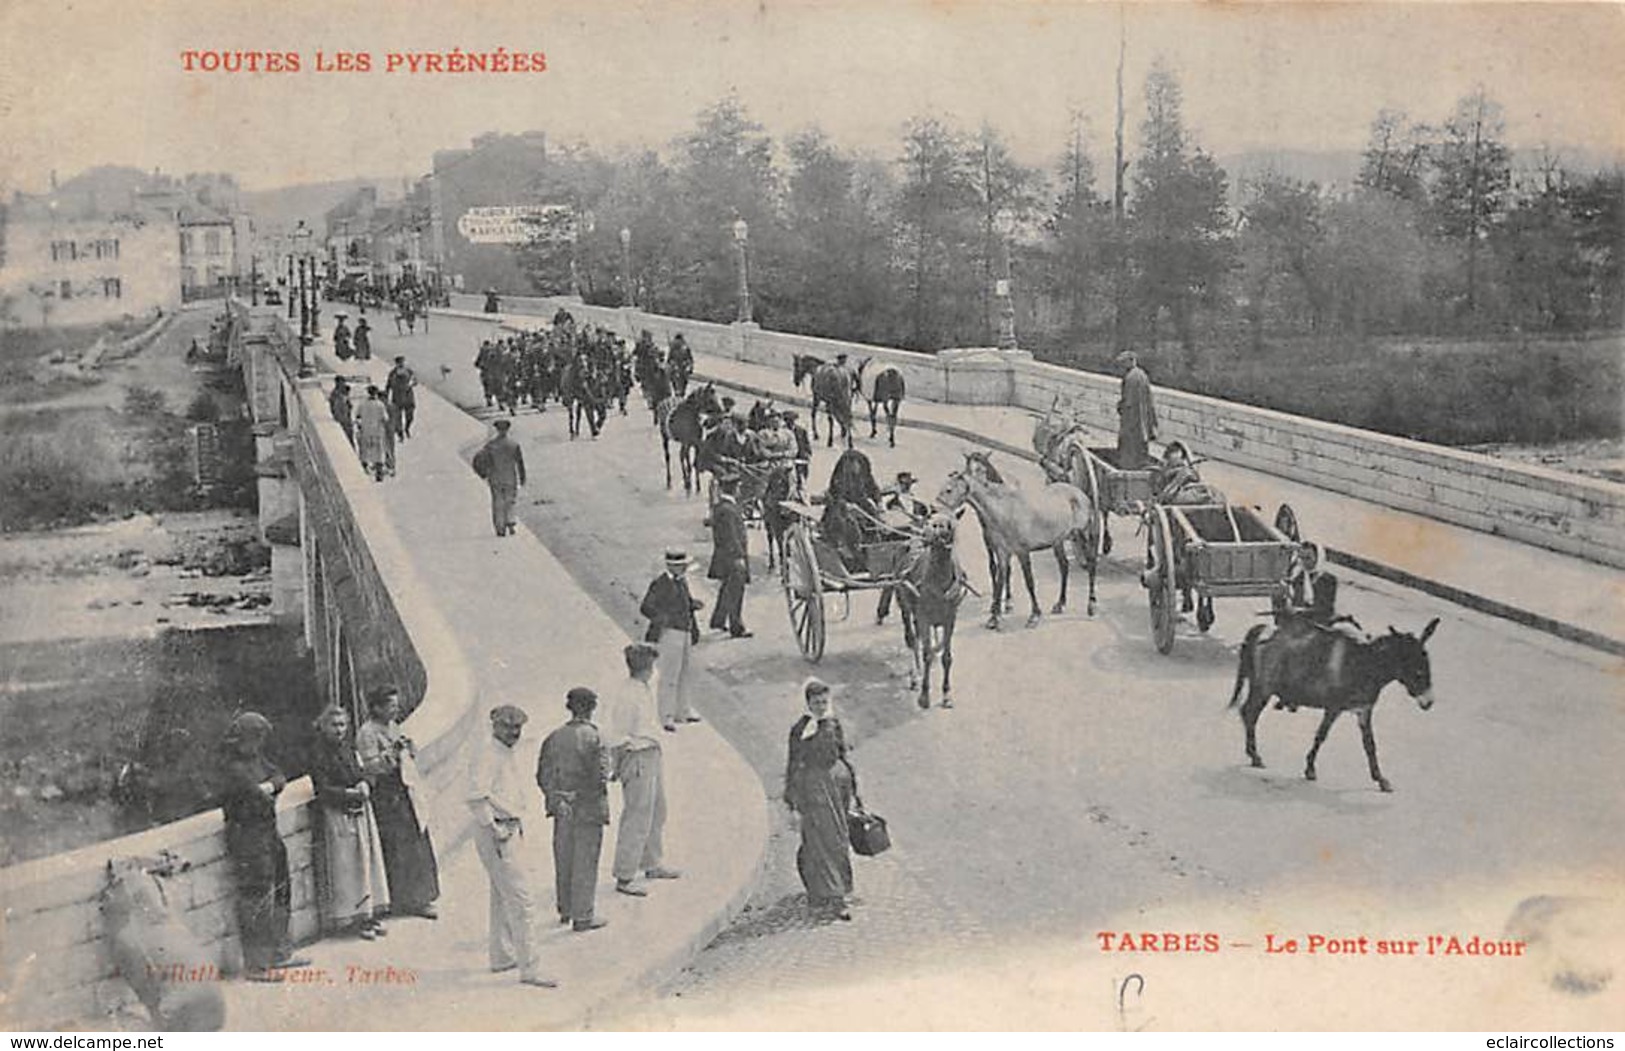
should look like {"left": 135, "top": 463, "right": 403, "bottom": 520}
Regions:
{"left": 536, "top": 689, "right": 610, "bottom": 933}
{"left": 467, "top": 705, "right": 557, "bottom": 987}
{"left": 1115, "top": 350, "right": 1158, "bottom": 469}
{"left": 473, "top": 418, "right": 527, "bottom": 538}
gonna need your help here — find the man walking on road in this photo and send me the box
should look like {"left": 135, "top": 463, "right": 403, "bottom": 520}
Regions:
{"left": 467, "top": 705, "right": 557, "bottom": 988}
{"left": 604, "top": 644, "right": 682, "bottom": 898}
{"left": 1116, "top": 350, "right": 1158, "bottom": 469}
{"left": 638, "top": 551, "right": 703, "bottom": 730}
{"left": 537, "top": 688, "right": 610, "bottom": 933}
{"left": 387, "top": 355, "right": 418, "bottom": 440}
{"left": 708, "top": 479, "right": 752, "bottom": 639}
{"left": 473, "top": 419, "right": 526, "bottom": 537}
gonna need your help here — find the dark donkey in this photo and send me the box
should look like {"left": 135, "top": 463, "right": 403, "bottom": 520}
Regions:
{"left": 1228, "top": 617, "right": 1440, "bottom": 792}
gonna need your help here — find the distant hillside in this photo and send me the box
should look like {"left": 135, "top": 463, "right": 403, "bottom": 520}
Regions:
{"left": 241, "top": 177, "right": 410, "bottom": 230}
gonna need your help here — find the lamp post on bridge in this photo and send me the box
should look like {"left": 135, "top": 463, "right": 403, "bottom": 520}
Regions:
{"left": 619, "top": 227, "right": 632, "bottom": 308}
{"left": 732, "top": 217, "right": 752, "bottom": 324}
{"left": 994, "top": 238, "right": 1017, "bottom": 350}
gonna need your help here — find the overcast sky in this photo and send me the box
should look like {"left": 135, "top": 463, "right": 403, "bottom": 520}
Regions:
{"left": 1, "top": 0, "right": 1621, "bottom": 195}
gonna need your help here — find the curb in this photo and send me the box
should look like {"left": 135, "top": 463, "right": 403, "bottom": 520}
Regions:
{"left": 696, "top": 369, "right": 1625, "bottom": 661}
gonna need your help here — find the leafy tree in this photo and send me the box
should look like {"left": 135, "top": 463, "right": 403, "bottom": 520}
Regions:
{"left": 1236, "top": 172, "right": 1325, "bottom": 346}
{"left": 1317, "top": 191, "right": 1431, "bottom": 337}
{"left": 1429, "top": 87, "right": 1512, "bottom": 316}
{"left": 1042, "top": 111, "right": 1112, "bottom": 339}
{"left": 669, "top": 94, "right": 781, "bottom": 322}
{"left": 1128, "top": 60, "right": 1233, "bottom": 365}
{"left": 1357, "top": 109, "right": 1430, "bottom": 204}
{"left": 969, "top": 123, "right": 1044, "bottom": 344}
{"left": 896, "top": 116, "right": 980, "bottom": 349}
{"left": 778, "top": 129, "right": 894, "bottom": 343}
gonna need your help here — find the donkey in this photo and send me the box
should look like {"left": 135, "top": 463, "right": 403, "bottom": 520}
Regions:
{"left": 1228, "top": 616, "right": 1440, "bottom": 792}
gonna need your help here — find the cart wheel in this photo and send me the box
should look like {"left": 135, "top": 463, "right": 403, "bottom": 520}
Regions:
{"left": 1147, "top": 506, "right": 1178, "bottom": 654}
{"left": 1274, "top": 503, "right": 1301, "bottom": 542}
{"left": 783, "top": 524, "right": 826, "bottom": 662}
{"left": 1196, "top": 596, "right": 1215, "bottom": 632}
{"left": 1073, "top": 448, "right": 1108, "bottom": 560}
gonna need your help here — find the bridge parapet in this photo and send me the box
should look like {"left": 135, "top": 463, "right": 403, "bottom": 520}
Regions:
{"left": 0, "top": 304, "right": 478, "bottom": 1030}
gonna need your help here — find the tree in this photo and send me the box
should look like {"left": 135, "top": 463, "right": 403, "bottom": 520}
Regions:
{"left": 779, "top": 129, "right": 895, "bottom": 343}
{"left": 669, "top": 94, "right": 781, "bottom": 322}
{"left": 1429, "top": 87, "right": 1512, "bottom": 316}
{"left": 1236, "top": 172, "right": 1325, "bottom": 346}
{"left": 1042, "top": 110, "right": 1112, "bottom": 339}
{"left": 1357, "top": 109, "right": 1430, "bottom": 204}
{"left": 896, "top": 116, "right": 980, "bottom": 349}
{"left": 1317, "top": 191, "right": 1431, "bottom": 337}
{"left": 968, "top": 123, "right": 1043, "bottom": 344}
{"left": 1129, "top": 60, "right": 1233, "bottom": 365}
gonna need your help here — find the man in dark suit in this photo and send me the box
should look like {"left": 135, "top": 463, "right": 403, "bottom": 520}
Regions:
{"left": 708, "top": 479, "right": 751, "bottom": 639}
{"left": 536, "top": 688, "right": 610, "bottom": 933}
{"left": 638, "top": 551, "right": 703, "bottom": 730}
{"left": 782, "top": 410, "right": 812, "bottom": 484}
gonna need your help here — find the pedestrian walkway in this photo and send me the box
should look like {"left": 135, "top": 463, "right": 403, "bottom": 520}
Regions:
{"left": 225, "top": 333, "right": 768, "bottom": 1030}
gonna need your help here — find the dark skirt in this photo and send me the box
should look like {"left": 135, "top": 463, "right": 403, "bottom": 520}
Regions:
{"left": 370, "top": 772, "right": 440, "bottom": 911}
{"left": 789, "top": 760, "right": 854, "bottom": 905}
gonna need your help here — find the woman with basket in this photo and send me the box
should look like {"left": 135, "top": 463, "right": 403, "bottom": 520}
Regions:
{"left": 784, "top": 679, "right": 887, "bottom": 922}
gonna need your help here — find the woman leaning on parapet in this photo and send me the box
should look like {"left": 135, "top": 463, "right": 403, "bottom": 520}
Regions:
{"left": 311, "top": 705, "right": 391, "bottom": 940}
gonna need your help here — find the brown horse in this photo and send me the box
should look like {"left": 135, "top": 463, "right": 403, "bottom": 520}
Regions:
{"left": 1228, "top": 617, "right": 1440, "bottom": 792}
{"left": 936, "top": 451, "right": 1099, "bottom": 629}
{"left": 791, "top": 354, "right": 856, "bottom": 448}
{"left": 662, "top": 383, "right": 722, "bottom": 492}
{"left": 855, "top": 357, "right": 907, "bottom": 447}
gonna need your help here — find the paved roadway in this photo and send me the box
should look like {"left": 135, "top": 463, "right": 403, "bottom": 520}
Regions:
{"left": 368, "top": 314, "right": 1623, "bottom": 1030}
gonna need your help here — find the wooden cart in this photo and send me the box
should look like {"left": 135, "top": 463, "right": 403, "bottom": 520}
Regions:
{"left": 778, "top": 499, "right": 914, "bottom": 663}
{"left": 1048, "top": 436, "right": 1157, "bottom": 557}
{"left": 1142, "top": 500, "right": 1310, "bottom": 654}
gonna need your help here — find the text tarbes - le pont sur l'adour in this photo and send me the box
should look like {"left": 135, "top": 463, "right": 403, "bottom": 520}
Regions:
{"left": 179, "top": 50, "right": 547, "bottom": 74}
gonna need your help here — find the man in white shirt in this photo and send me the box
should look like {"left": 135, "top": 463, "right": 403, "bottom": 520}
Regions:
{"left": 603, "top": 644, "right": 682, "bottom": 896}
{"left": 467, "top": 705, "right": 557, "bottom": 988}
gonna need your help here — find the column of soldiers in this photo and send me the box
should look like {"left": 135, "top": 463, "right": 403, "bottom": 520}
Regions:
{"left": 473, "top": 314, "right": 634, "bottom": 420}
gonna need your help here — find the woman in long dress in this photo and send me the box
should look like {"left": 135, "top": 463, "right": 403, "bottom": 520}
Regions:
{"left": 354, "top": 387, "right": 392, "bottom": 482}
{"left": 783, "top": 678, "right": 855, "bottom": 921}
{"left": 311, "top": 706, "right": 390, "bottom": 939}
{"left": 356, "top": 687, "right": 440, "bottom": 919}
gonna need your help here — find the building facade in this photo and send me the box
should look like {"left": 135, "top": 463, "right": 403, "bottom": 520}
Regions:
{"left": 429, "top": 131, "right": 552, "bottom": 293}
{"left": 0, "top": 200, "right": 181, "bottom": 328}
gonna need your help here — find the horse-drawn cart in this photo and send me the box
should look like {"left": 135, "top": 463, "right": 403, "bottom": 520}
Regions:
{"left": 1034, "top": 421, "right": 1154, "bottom": 556}
{"left": 1142, "top": 500, "right": 1311, "bottom": 654}
{"left": 777, "top": 499, "right": 914, "bottom": 663}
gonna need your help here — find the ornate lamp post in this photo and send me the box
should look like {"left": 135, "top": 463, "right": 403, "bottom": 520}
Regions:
{"left": 732, "top": 218, "right": 752, "bottom": 324}
{"left": 619, "top": 227, "right": 632, "bottom": 308}
{"left": 994, "top": 239, "right": 1017, "bottom": 350}
{"left": 286, "top": 249, "right": 297, "bottom": 322}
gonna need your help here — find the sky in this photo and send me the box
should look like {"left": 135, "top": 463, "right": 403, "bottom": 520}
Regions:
{"left": 1, "top": 0, "right": 1621, "bottom": 195}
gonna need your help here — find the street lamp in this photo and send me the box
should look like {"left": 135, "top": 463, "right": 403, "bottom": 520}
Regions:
{"left": 994, "top": 239, "right": 1017, "bottom": 350}
{"left": 732, "top": 218, "right": 752, "bottom": 324}
{"left": 619, "top": 227, "right": 632, "bottom": 308}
